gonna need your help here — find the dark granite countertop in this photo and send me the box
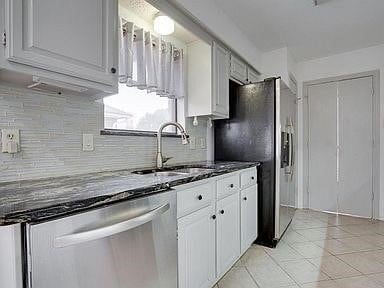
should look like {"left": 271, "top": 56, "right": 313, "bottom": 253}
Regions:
{"left": 0, "top": 161, "right": 258, "bottom": 225}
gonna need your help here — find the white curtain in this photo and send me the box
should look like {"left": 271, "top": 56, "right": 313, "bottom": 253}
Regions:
{"left": 118, "top": 19, "right": 133, "bottom": 83}
{"left": 119, "top": 19, "right": 185, "bottom": 99}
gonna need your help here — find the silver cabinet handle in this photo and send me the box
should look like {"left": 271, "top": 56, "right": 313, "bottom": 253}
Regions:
{"left": 54, "top": 203, "right": 170, "bottom": 248}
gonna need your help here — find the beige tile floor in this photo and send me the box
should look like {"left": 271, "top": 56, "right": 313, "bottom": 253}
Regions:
{"left": 213, "top": 209, "right": 384, "bottom": 288}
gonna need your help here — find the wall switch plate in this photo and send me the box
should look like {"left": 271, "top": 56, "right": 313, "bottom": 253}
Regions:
{"left": 2, "top": 129, "right": 20, "bottom": 154}
{"left": 199, "top": 137, "right": 206, "bottom": 149}
{"left": 189, "top": 136, "right": 196, "bottom": 150}
{"left": 82, "top": 134, "right": 94, "bottom": 151}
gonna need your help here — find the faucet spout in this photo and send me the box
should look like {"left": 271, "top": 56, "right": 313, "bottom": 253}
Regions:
{"left": 156, "top": 122, "right": 189, "bottom": 169}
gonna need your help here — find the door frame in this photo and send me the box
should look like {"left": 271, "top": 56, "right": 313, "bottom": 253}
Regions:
{"left": 303, "top": 70, "right": 380, "bottom": 219}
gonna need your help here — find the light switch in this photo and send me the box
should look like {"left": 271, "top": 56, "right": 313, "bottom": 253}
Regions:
{"left": 2, "top": 129, "right": 20, "bottom": 154}
{"left": 189, "top": 136, "right": 196, "bottom": 150}
{"left": 82, "top": 134, "right": 94, "bottom": 151}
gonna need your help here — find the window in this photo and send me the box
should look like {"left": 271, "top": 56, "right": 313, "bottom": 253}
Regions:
{"left": 104, "top": 84, "right": 177, "bottom": 133}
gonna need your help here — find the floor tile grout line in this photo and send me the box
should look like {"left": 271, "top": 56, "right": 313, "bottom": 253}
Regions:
{"left": 334, "top": 251, "right": 384, "bottom": 277}
{"left": 262, "top": 244, "right": 303, "bottom": 287}
{"left": 243, "top": 263, "right": 261, "bottom": 288}
{"left": 217, "top": 209, "right": 384, "bottom": 288}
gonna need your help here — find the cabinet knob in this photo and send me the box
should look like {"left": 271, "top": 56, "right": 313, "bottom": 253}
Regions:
{"left": 197, "top": 195, "right": 203, "bottom": 200}
{"left": 251, "top": 176, "right": 255, "bottom": 180}
{"left": 212, "top": 215, "right": 216, "bottom": 220}
{"left": 110, "top": 67, "right": 117, "bottom": 74}
{"left": 220, "top": 210, "right": 225, "bottom": 214}
{"left": 229, "top": 184, "right": 234, "bottom": 188}
{"left": 243, "top": 197, "right": 248, "bottom": 201}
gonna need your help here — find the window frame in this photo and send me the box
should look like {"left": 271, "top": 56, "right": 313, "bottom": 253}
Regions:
{"left": 102, "top": 97, "right": 179, "bottom": 136}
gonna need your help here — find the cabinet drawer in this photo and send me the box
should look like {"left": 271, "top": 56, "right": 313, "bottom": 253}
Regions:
{"left": 217, "top": 174, "right": 240, "bottom": 199}
{"left": 177, "top": 182, "right": 215, "bottom": 218}
{"left": 240, "top": 168, "right": 257, "bottom": 189}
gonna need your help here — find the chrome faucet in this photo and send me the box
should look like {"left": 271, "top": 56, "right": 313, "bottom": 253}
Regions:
{"left": 156, "top": 122, "right": 189, "bottom": 169}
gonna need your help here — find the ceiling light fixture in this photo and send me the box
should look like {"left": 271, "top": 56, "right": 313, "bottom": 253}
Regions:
{"left": 154, "top": 15, "right": 175, "bottom": 36}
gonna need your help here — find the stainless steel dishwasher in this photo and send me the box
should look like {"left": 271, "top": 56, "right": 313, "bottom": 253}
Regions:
{"left": 25, "top": 190, "right": 177, "bottom": 288}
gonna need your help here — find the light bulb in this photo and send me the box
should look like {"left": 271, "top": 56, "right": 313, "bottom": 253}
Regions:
{"left": 154, "top": 15, "right": 175, "bottom": 36}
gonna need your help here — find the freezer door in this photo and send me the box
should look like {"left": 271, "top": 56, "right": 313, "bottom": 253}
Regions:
{"left": 26, "top": 191, "right": 177, "bottom": 288}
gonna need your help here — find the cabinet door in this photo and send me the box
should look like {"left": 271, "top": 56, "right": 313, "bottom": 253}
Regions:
{"left": 216, "top": 192, "right": 240, "bottom": 277}
{"left": 5, "top": 0, "right": 117, "bottom": 86}
{"left": 178, "top": 205, "right": 216, "bottom": 288}
{"left": 241, "top": 185, "right": 258, "bottom": 253}
{"left": 212, "top": 42, "right": 230, "bottom": 117}
{"left": 230, "top": 55, "right": 247, "bottom": 83}
{"left": 247, "top": 68, "right": 259, "bottom": 84}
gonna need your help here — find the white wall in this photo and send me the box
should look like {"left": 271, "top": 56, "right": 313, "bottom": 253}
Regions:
{"left": 261, "top": 47, "right": 298, "bottom": 93}
{"left": 0, "top": 84, "right": 207, "bottom": 183}
{"left": 295, "top": 44, "right": 384, "bottom": 217}
{"left": 261, "top": 48, "right": 289, "bottom": 80}
{"left": 170, "top": 0, "right": 262, "bottom": 72}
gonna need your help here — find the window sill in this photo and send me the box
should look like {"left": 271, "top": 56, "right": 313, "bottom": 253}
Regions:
{"left": 100, "top": 129, "right": 183, "bottom": 138}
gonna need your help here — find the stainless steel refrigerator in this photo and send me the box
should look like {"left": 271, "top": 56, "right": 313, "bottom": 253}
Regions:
{"left": 215, "top": 77, "right": 296, "bottom": 247}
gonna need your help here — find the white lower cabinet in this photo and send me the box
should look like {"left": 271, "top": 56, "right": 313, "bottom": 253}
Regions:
{"left": 216, "top": 192, "right": 240, "bottom": 277}
{"left": 178, "top": 204, "right": 216, "bottom": 288}
{"left": 241, "top": 185, "right": 258, "bottom": 253}
{"left": 178, "top": 169, "right": 257, "bottom": 288}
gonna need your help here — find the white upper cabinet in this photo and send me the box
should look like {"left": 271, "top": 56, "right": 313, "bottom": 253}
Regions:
{"left": 230, "top": 54, "right": 260, "bottom": 84}
{"left": 187, "top": 40, "right": 229, "bottom": 119}
{"left": 230, "top": 54, "right": 247, "bottom": 84}
{"left": 247, "top": 68, "right": 259, "bottom": 84}
{"left": 3, "top": 0, "right": 118, "bottom": 91}
{"left": 212, "top": 42, "right": 230, "bottom": 117}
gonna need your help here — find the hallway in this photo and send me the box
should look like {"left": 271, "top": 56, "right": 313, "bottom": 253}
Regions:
{"left": 215, "top": 210, "right": 384, "bottom": 288}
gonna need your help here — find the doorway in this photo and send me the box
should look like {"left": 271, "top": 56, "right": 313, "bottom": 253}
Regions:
{"left": 303, "top": 72, "right": 380, "bottom": 218}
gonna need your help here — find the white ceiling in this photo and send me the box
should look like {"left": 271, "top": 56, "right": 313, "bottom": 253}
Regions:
{"left": 119, "top": 0, "right": 199, "bottom": 43}
{"left": 214, "top": 0, "right": 384, "bottom": 61}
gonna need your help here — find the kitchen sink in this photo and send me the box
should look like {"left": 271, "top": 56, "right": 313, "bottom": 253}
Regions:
{"left": 172, "top": 168, "right": 214, "bottom": 174}
{"left": 152, "top": 171, "right": 189, "bottom": 177}
{"left": 132, "top": 166, "right": 214, "bottom": 176}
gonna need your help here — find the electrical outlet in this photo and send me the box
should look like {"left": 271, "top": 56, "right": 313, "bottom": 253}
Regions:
{"left": 82, "top": 134, "right": 94, "bottom": 151}
{"left": 2, "top": 129, "right": 20, "bottom": 154}
{"left": 189, "top": 136, "right": 196, "bottom": 150}
{"left": 199, "top": 137, "right": 206, "bottom": 149}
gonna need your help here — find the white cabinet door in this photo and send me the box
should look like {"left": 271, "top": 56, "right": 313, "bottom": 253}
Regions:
{"left": 247, "top": 68, "right": 259, "bottom": 84}
{"left": 5, "top": 0, "right": 117, "bottom": 86}
{"left": 230, "top": 55, "right": 247, "bottom": 83}
{"left": 178, "top": 205, "right": 216, "bottom": 288}
{"left": 212, "top": 42, "right": 230, "bottom": 118}
{"left": 241, "top": 185, "right": 258, "bottom": 253}
{"left": 216, "top": 192, "right": 240, "bottom": 277}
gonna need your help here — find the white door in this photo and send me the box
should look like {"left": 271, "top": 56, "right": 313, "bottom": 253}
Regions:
{"left": 216, "top": 193, "right": 240, "bottom": 277}
{"left": 241, "top": 185, "right": 257, "bottom": 253}
{"left": 212, "top": 42, "right": 230, "bottom": 117}
{"left": 338, "top": 77, "right": 373, "bottom": 217}
{"left": 5, "top": 0, "right": 117, "bottom": 86}
{"left": 178, "top": 205, "right": 216, "bottom": 288}
{"left": 308, "top": 82, "right": 338, "bottom": 213}
{"left": 307, "top": 77, "right": 373, "bottom": 217}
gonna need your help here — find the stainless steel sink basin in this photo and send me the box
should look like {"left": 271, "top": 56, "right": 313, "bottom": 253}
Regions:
{"left": 132, "top": 166, "right": 215, "bottom": 176}
{"left": 172, "top": 168, "right": 214, "bottom": 174}
{"left": 153, "top": 171, "right": 189, "bottom": 177}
